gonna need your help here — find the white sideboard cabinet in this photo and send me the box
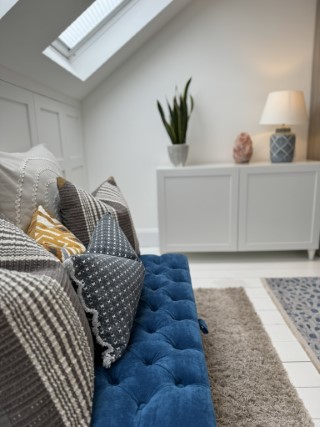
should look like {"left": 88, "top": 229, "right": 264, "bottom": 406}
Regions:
{"left": 157, "top": 162, "right": 320, "bottom": 259}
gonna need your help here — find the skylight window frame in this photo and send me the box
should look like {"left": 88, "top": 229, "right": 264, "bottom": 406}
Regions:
{"left": 54, "top": 0, "right": 132, "bottom": 60}
{"left": 51, "top": 39, "right": 70, "bottom": 58}
{"left": 43, "top": 0, "right": 180, "bottom": 82}
{"left": 0, "top": 0, "right": 20, "bottom": 19}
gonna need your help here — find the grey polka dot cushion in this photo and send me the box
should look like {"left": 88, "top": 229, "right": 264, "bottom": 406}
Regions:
{"left": 87, "top": 211, "right": 138, "bottom": 261}
{"left": 65, "top": 213, "right": 145, "bottom": 368}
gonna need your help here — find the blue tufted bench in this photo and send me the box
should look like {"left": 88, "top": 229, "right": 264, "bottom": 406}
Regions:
{"left": 91, "top": 253, "right": 217, "bottom": 427}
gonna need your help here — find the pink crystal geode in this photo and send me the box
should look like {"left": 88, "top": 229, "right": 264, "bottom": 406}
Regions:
{"left": 233, "top": 132, "right": 253, "bottom": 164}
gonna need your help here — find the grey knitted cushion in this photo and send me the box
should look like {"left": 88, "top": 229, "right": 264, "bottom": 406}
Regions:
{"left": 0, "top": 218, "right": 94, "bottom": 426}
{"left": 58, "top": 176, "right": 140, "bottom": 254}
{"left": 0, "top": 144, "right": 62, "bottom": 231}
{"left": 65, "top": 213, "right": 144, "bottom": 368}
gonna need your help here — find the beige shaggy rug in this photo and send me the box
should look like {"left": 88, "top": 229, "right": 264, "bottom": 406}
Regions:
{"left": 194, "top": 288, "right": 314, "bottom": 427}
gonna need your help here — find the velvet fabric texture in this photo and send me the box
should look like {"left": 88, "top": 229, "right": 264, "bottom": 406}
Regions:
{"left": 91, "top": 253, "right": 217, "bottom": 427}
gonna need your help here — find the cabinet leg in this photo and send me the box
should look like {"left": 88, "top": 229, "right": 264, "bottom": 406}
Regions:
{"left": 308, "top": 250, "right": 316, "bottom": 260}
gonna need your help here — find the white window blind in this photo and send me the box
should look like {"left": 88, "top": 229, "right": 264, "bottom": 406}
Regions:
{"left": 57, "top": 0, "right": 130, "bottom": 53}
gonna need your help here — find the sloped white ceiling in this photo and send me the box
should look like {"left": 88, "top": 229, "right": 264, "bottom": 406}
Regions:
{"left": 0, "top": 0, "right": 192, "bottom": 100}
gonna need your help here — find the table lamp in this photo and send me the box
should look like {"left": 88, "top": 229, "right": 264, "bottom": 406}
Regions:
{"left": 259, "top": 90, "right": 308, "bottom": 162}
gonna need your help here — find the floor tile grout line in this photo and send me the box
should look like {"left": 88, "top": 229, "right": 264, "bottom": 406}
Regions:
{"left": 282, "top": 360, "right": 320, "bottom": 366}
{"left": 296, "top": 386, "right": 320, "bottom": 389}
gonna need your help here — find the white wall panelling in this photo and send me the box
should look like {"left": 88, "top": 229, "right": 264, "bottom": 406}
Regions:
{"left": 62, "top": 107, "right": 88, "bottom": 189}
{"left": 34, "top": 95, "right": 65, "bottom": 159}
{"left": 34, "top": 95, "right": 87, "bottom": 188}
{"left": 0, "top": 81, "right": 87, "bottom": 189}
{"left": 157, "top": 163, "right": 320, "bottom": 258}
{"left": 0, "top": 81, "right": 38, "bottom": 152}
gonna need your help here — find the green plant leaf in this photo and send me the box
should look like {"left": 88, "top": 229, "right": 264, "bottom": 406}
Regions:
{"left": 183, "top": 77, "right": 192, "bottom": 104}
{"left": 189, "top": 95, "right": 194, "bottom": 115}
{"left": 156, "top": 78, "right": 194, "bottom": 145}
{"left": 157, "top": 100, "right": 176, "bottom": 143}
{"left": 168, "top": 100, "right": 178, "bottom": 143}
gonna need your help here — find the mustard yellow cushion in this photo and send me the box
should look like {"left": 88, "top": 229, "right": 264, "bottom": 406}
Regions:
{"left": 27, "top": 205, "right": 86, "bottom": 261}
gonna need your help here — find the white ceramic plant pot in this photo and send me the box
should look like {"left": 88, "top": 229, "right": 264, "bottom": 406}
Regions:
{"left": 167, "top": 144, "right": 189, "bottom": 167}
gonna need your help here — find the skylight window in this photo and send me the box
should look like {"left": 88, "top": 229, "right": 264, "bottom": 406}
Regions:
{"left": 43, "top": 0, "right": 177, "bottom": 81}
{"left": 0, "top": 0, "right": 20, "bottom": 19}
{"left": 52, "top": 0, "right": 131, "bottom": 58}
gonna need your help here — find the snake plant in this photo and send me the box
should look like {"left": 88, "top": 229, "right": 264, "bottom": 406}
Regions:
{"left": 157, "top": 78, "right": 194, "bottom": 144}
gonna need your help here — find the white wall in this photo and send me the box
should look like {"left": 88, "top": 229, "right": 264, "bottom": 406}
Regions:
{"left": 82, "top": 0, "right": 316, "bottom": 246}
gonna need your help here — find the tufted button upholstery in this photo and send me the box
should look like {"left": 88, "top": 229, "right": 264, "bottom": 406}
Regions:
{"left": 91, "top": 253, "right": 217, "bottom": 427}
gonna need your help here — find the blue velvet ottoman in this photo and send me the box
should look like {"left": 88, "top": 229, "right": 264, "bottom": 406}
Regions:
{"left": 91, "top": 253, "right": 217, "bottom": 427}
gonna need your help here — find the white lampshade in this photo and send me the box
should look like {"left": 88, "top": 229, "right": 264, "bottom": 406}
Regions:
{"left": 259, "top": 90, "right": 308, "bottom": 126}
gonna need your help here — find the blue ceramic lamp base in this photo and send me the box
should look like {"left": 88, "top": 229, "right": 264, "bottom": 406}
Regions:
{"left": 270, "top": 128, "right": 295, "bottom": 163}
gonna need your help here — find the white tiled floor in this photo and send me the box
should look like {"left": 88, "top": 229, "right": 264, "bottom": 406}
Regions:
{"left": 141, "top": 249, "right": 320, "bottom": 425}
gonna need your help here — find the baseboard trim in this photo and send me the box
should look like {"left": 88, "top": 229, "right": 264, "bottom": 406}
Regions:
{"left": 137, "top": 228, "right": 159, "bottom": 248}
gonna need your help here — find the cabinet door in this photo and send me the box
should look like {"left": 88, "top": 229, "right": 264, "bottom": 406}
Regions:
{"left": 157, "top": 167, "right": 239, "bottom": 253}
{"left": 238, "top": 164, "right": 320, "bottom": 251}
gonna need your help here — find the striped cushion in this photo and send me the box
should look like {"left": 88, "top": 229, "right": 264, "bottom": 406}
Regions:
{"left": 93, "top": 176, "right": 140, "bottom": 254}
{"left": 27, "top": 205, "right": 86, "bottom": 261}
{"left": 58, "top": 176, "right": 140, "bottom": 253}
{"left": 0, "top": 218, "right": 94, "bottom": 426}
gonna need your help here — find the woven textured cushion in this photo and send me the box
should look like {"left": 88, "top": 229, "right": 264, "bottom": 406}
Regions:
{"left": 27, "top": 205, "right": 86, "bottom": 262}
{"left": 93, "top": 176, "right": 140, "bottom": 254}
{"left": 91, "top": 254, "right": 217, "bottom": 427}
{"left": 58, "top": 176, "right": 140, "bottom": 253}
{"left": 64, "top": 213, "right": 144, "bottom": 368}
{"left": 0, "top": 144, "right": 62, "bottom": 231}
{"left": 0, "top": 218, "right": 94, "bottom": 426}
